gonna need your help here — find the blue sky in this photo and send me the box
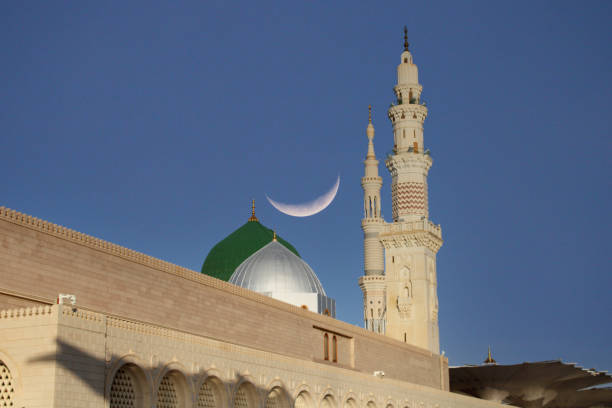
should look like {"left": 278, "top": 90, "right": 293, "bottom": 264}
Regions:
{"left": 2, "top": 1, "right": 611, "bottom": 371}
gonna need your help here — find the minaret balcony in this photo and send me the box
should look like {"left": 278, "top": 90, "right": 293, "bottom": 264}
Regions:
{"left": 387, "top": 103, "right": 428, "bottom": 124}
{"left": 361, "top": 176, "right": 383, "bottom": 186}
{"left": 380, "top": 219, "right": 443, "bottom": 253}
{"left": 384, "top": 219, "right": 442, "bottom": 238}
{"left": 362, "top": 218, "right": 386, "bottom": 227}
{"left": 386, "top": 148, "right": 431, "bottom": 159}
{"left": 385, "top": 151, "right": 432, "bottom": 176}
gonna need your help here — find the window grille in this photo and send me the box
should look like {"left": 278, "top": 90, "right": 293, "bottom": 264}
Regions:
{"left": 109, "top": 367, "right": 136, "bottom": 408}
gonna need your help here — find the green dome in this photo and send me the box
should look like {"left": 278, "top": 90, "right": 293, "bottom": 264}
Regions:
{"left": 201, "top": 220, "right": 300, "bottom": 282}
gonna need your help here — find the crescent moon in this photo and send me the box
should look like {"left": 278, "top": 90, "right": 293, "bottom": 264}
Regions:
{"left": 266, "top": 175, "right": 340, "bottom": 217}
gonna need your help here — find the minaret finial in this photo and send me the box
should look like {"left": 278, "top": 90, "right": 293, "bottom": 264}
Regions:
{"left": 403, "top": 26, "right": 410, "bottom": 51}
{"left": 248, "top": 199, "right": 258, "bottom": 222}
{"left": 368, "top": 104, "right": 372, "bottom": 123}
{"left": 484, "top": 345, "right": 497, "bottom": 365}
{"left": 273, "top": 230, "right": 277, "bottom": 241}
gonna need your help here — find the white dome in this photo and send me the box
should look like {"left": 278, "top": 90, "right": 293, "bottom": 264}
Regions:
{"left": 229, "top": 241, "right": 326, "bottom": 295}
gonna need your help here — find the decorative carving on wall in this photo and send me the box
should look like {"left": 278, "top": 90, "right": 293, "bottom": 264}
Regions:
{"left": 397, "top": 294, "right": 412, "bottom": 319}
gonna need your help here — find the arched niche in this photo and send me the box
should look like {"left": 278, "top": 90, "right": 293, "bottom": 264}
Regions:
{"left": 366, "top": 401, "right": 377, "bottom": 408}
{"left": 196, "top": 375, "right": 227, "bottom": 408}
{"left": 155, "top": 369, "right": 192, "bottom": 408}
{"left": 265, "top": 386, "right": 290, "bottom": 408}
{"left": 320, "top": 393, "right": 336, "bottom": 408}
{"left": 294, "top": 388, "right": 314, "bottom": 408}
{"left": 233, "top": 380, "right": 259, "bottom": 408}
{"left": 343, "top": 397, "right": 358, "bottom": 408}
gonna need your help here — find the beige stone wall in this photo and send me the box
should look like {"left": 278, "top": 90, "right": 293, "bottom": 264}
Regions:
{"left": 0, "top": 306, "right": 59, "bottom": 408}
{"left": 0, "top": 208, "right": 448, "bottom": 390}
{"left": 0, "top": 291, "right": 50, "bottom": 311}
{"left": 0, "top": 305, "right": 500, "bottom": 408}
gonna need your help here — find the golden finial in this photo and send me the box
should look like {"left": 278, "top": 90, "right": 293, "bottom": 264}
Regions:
{"left": 403, "top": 26, "right": 410, "bottom": 51}
{"left": 273, "top": 230, "right": 277, "bottom": 241}
{"left": 483, "top": 345, "right": 497, "bottom": 365}
{"left": 248, "top": 199, "right": 258, "bottom": 222}
{"left": 368, "top": 105, "right": 372, "bottom": 123}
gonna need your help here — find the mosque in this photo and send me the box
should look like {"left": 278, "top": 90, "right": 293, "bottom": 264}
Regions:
{"left": 0, "top": 29, "right": 609, "bottom": 408}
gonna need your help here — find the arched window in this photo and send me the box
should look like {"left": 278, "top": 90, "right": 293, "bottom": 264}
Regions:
{"left": 110, "top": 363, "right": 149, "bottom": 408}
{"left": 295, "top": 391, "right": 312, "bottom": 408}
{"left": 265, "top": 387, "right": 290, "bottom": 408}
{"left": 157, "top": 370, "right": 189, "bottom": 408}
{"left": 0, "top": 361, "right": 15, "bottom": 408}
{"left": 324, "top": 333, "right": 329, "bottom": 360}
{"left": 332, "top": 336, "right": 338, "bottom": 363}
{"left": 321, "top": 395, "right": 335, "bottom": 408}
{"left": 197, "top": 376, "right": 225, "bottom": 408}
{"left": 413, "top": 142, "right": 419, "bottom": 153}
{"left": 344, "top": 398, "right": 358, "bottom": 408}
{"left": 234, "top": 382, "right": 257, "bottom": 408}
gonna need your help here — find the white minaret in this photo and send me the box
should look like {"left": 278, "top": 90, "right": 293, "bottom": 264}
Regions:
{"left": 381, "top": 28, "right": 443, "bottom": 353}
{"left": 358, "top": 106, "right": 387, "bottom": 334}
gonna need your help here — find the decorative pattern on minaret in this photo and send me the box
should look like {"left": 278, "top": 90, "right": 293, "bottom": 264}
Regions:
{"left": 391, "top": 182, "right": 428, "bottom": 220}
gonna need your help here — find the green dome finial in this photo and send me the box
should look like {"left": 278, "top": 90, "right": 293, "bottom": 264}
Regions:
{"left": 248, "top": 199, "right": 258, "bottom": 222}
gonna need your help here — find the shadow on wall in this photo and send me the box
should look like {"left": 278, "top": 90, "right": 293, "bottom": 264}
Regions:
{"left": 27, "top": 339, "right": 345, "bottom": 408}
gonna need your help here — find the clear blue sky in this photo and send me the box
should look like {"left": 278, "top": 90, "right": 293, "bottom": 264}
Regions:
{"left": 2, "top": 1, "right": 611, "bottom": 371}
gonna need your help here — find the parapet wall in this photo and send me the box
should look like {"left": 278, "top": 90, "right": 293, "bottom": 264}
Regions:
{"left": 0, "top": 206, "right": 448, "bottom": 390}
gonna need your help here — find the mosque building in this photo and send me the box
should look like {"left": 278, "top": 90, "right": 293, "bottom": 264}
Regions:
{"left": 0, "top": 29, "right": 609, "bottom": 408}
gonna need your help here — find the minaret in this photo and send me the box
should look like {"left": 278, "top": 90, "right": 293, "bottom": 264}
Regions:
{"left": 358, "top": 106, "right": 387, "bottom": 333}
{"left": 381, "top": 28, "right": 443, "bottom": 353}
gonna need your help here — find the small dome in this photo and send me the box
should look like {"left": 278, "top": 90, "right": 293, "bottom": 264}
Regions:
{"left": 230, "top": 241, "right": 326, "bottom": 295}
{"left": 201, "top": 220, "right": 299, "bottom": 282}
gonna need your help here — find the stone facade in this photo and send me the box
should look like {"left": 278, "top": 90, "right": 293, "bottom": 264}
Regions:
{"left": 0, "top": 208, "right": 509, "bottom": 407}
{"left": 0, "top": 303, "right": 504, "bottom": 408}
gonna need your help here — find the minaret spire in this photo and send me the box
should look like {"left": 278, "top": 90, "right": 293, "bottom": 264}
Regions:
{"left": 366, "top": 105, "right": 376, "bottom": 159}
{"left": 403, "top": 26, "right": 410, "bottom": 51}
{"left": 359, "top": 104, "right": 386, "bottom": 334}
